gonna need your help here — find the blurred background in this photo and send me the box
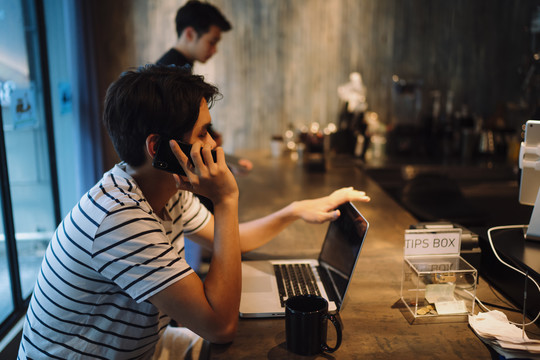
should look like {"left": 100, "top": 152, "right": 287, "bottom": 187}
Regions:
{"left": 88, "top": 0, "right": 540, "bottom": 168}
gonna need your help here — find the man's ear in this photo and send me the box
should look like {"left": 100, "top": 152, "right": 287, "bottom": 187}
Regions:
{"left": 184, "top": 26, "right": 198, "bottom": 42}
{"left": 146, "top": 134, "right": 161, "bottom": 158}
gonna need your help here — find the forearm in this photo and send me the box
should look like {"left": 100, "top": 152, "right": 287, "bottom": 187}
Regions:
{"left": 238, "top": 187, "right": 371, "bottom": 253}
{"left": 147, "top": 198, "right": 241, "bottom": 343}
{"left": 202, "top": 198, "right": 241, "bottom": 340}
{"left": 239, "top": 202, "right": 299, "bottom": 253}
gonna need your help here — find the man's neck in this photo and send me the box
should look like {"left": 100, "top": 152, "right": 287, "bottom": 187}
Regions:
{"left": 173, "top": 39, "right": 195, "bottom": 63}
{"left": 126, "top": 164, "right": 177, "bottom": 219}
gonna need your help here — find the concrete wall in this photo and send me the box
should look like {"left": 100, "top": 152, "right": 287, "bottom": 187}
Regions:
{"left": 84, "top": 0, "right": 539, "bottom": 170}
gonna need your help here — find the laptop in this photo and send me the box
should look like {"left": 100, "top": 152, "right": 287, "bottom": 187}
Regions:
{"left": 239, "top": 201, "right": 369, "bottom": 318}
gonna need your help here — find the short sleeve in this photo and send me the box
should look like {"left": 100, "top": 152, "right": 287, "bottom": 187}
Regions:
{"left": 168, "top": 191, "right": 212, "bottom": 235}
{"left": 92, "top": 206, "right": 194, "bottom": 303}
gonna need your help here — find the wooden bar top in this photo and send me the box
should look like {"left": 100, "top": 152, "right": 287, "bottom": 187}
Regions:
{"left": 206, "top": 151, "right": 533, "bottom": 359}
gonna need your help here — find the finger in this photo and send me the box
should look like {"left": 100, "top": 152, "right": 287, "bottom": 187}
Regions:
{"left": 238, "top": 159, "right": 253, "bottom": 171}
{"left": 214, "top": 146, "right": 226, "bottom": 164}
{"left": 349, "top": 191, "right": 371, "bottom": 202}
{"left": 329, "top": 188, "right": 370, "bottom": 205}
{"left": 313, "top": 209, "right": 341, "bottom": 223}
{"left": 189, "top": 141, "right": 206, "bottom": 170}
{"left": 169, "top": 140, "right": 193, "bottom": 175}
{"left": 201, "top": 143, "right": 217, "bottom": 169}
{"left": 172, "top": 173, "right": 194, "bottom": 192}
{"left": 338, "top": 187, "right": 366, "bottom": 198}
{"left": 331, "top": 186, "right": 353, "bottom": 195}
{"left": 173, "top": 173, "right": 181, "bottom": 188}
{"left": 330, "top": 209, "right": 340, "bottom": 220}
{"left": 343, "top": 189, "right": 369, "bottom": 202}
{"left": 330, "top": 187, "right": 353, "bottom": 201}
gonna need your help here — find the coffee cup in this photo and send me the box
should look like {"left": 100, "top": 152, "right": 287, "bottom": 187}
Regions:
{"left": 285, "top": 294, "right": 342, "bottom": 355}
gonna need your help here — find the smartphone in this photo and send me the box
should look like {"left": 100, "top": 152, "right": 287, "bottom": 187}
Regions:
{"left": 152, "top": 139, "right": 217, "bottom": 176}
{"left": 519, "top": 120, "right": 540, "bottom": 205}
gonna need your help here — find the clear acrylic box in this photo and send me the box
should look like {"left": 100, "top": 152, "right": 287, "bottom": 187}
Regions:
{"left": 401, "top": 255, "right": 477, "bottom": 323}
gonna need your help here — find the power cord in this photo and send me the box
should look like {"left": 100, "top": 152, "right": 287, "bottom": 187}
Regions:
{"left": 483, "top": 224, "right": 540, "bottom": 328}
{"left": 478, "top": 301, "right": 521, "bottom": 313}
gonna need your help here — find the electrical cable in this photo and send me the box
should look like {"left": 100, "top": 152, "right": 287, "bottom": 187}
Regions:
{"left": 478, "top": 301, "right": 522, "bottom": 313}
{"left": 484, "top": 224, "right": 540, "bottom": 327}
{"left": 469, "top": 291, "right": 490, "bottom": 313}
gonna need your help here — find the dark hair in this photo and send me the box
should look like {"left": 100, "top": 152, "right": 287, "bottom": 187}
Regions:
{"left": 175, "top": 0, "right": 232, "bottom": 38}
{"left": 103, "top": 64, "right": 220, "bottom": 167}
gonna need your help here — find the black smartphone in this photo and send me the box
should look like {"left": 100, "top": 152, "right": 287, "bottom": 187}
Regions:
{"left": 152, "top": 139, "right": 217, "bottom": 176}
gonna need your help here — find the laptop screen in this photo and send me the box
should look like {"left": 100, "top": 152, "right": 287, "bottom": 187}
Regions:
{"left": 318, "top": 202, "right": 369, "bottom": 304}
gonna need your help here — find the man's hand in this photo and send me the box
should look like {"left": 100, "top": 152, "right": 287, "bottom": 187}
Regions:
{"left": 291, "top": 187, "right": 370, "bottom": 224}
{"left": 152, "top": 140, "right": 241, "bottom": 344}
{"left": 231, "top": 158, "right": 253, "bottom": 176}
{"left": 170, "top": 140, "right": 238, "bottom": 205}
{"left": 237, "top": 187, "right": 370, "bottom": 253}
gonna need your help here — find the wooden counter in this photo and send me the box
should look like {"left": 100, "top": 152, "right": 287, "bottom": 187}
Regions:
{"left": 205, "top": 152, "right": 533, "bottom": 359}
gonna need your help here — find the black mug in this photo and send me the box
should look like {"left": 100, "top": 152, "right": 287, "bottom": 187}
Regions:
{"left": 285, "top": 295, "right": 342, "bottom": 355}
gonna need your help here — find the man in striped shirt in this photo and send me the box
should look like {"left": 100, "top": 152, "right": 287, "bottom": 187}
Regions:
{"left": 18, "top": 65, "right": 370, "bottom": 359}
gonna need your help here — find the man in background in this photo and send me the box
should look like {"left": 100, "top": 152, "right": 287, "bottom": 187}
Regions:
{"left": 157, "top": 0, "right": 231, "bottom": 71}
{"left": 157, "top": 0, "right": 231, "bottom": 148}
{"left": 157, "top": 1, "right": 250, "bottom": 272}
{"left": 157, "top": 0, "right": 251, "bottom": 174}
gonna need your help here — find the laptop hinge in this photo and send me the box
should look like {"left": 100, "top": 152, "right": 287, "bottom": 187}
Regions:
{"left": 316, "top": 265, "right": 341, "bottom": 309}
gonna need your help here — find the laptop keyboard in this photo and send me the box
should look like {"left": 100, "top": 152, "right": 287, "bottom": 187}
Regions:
{"left": 273, "top": 263, "right": 321, "bottom": 307}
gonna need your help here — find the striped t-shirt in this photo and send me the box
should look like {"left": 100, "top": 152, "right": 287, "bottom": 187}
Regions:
{"left": 18, "top": 163, "right": 211, "bottom": 359}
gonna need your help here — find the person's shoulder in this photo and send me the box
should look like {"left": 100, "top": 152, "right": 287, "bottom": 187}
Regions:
{"left": 167, "top": 190, "right": 192, "bottom": 213}
{"left": 156, "top": 48, "right": 188, "bottom": 67}
{"left": 156, "top": 48, "right": 174, "bottom": 65}
{"left": 84, "top": 168, "right": 151, "bottom": 216}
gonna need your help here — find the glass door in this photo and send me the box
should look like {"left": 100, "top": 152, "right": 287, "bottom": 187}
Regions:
{"left": 0, "top": 189, "right": 13, "bottom": 325}
{"left": 0, "top": 0, "right": 59, "bottom": 327}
